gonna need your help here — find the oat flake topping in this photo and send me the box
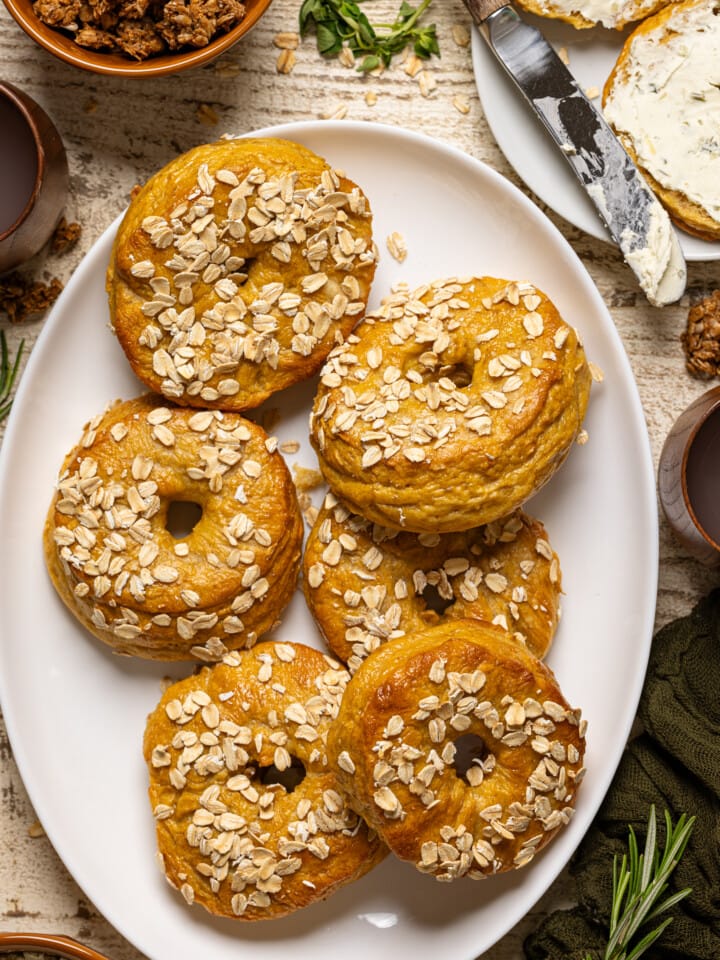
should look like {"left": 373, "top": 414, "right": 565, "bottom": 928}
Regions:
{"left": 113, "top": 145, "right": 376, "bottom": 410}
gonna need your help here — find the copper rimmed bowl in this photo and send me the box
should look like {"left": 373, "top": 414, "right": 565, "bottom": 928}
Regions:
{"left": 0, "top": 0, "right": 273, "bottom": 76}
{"left": 0, "top": 932, "right": 110, "bottom": 960}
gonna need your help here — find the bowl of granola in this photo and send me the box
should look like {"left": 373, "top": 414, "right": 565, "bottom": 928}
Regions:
{"left": 1, "top": 0, "right": 272, "bottom": 75}
{"left": 0, "top": 931, "right": 110, "bottom": 960}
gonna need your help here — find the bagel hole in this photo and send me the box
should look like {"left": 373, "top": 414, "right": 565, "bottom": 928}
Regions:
{"left": 233, "top": 256, "right": 255, "bottom": 284}
{"left": 438, "top": 361, "right": 474, "bottom": 389}
{"left": 166, "top": 500, "right": 203, "bottom": 539}
{"left": 420, "top": 582, "right": 455, "bottom": 620}
{"left": 258, "top": 756, "right": 306, "bottom": 793}
{"left": 453, "top": 733, "right": 491, "bottom": 786}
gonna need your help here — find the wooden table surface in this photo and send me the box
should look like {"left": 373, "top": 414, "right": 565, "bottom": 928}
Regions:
{"left": 1, "top": 0, "right": 718, "bottom": 956}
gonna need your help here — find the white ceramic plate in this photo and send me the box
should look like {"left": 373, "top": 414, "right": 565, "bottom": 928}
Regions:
{"left": 472, "top": 17, "right": 720, "bottom": 261}
{"left": 0, "top": 120, "right": 658, "bottom": 960}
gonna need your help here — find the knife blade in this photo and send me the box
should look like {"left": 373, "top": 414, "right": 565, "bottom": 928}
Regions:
{"left": 463, "top": 0, "right": 687, "bottom": 307}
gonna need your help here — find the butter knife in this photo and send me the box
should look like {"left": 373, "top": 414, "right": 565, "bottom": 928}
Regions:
{"left": 463, "top": 0, "right": 687, "bottom": 307}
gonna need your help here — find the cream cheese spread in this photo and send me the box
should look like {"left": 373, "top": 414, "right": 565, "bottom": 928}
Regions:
{"left": 621, "top": 205, "right": 686, "bottom": 307}
{"left": 603, "top": 0, "right": 720, "bottom": 226}
{"left": 534, "top": 0, "right": 660, "bottom": 29}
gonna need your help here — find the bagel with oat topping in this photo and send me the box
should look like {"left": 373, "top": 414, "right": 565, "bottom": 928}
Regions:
{"left": 328, "top": 619, "right": 586, "bottom": 880}
{"left": 516, "top": 0, "right": 668, "bottom": 30}
{"left": 43, "top": 395, "right": 303, "bottom": 661}
{"left": 107, "top": 137, "right": 377, "bottom": 411}
{"left": 303, "top": 492, "right": 561, "bottom": 672}
{"left": 143, "top": 641, "right": 387, "bottom": 920}
{"left": 309, "top": 276, "right": 591, "bottom": 533}
{"left": 602, "top": 0, "right": 720, "bottom": 241}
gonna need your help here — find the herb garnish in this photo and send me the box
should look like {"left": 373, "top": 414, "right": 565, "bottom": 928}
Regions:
{"left": 588, "top": 806, "right": 695, "bottom": 960}
{"left": 0, "top": 330, "right": 25, "bottom": 423}
{"left": 299, "top": 0, "right": 439, "bottom": 73}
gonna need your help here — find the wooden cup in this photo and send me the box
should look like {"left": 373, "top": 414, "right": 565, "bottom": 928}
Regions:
{"left": 658, "top": 385, "right": 720, "bottom": 566}
{"left": 0, "top": 81, "right": 68, "bottom": 274}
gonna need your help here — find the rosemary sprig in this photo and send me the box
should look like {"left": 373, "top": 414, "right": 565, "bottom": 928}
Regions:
{"left": 299, "top": 0, "right": 439, "bottom": 73}
{"left": 0, "top": 330, "right": 25, "bottom": 423}
{"left": 588, "top": 806, "right": 695, "bottom": 960}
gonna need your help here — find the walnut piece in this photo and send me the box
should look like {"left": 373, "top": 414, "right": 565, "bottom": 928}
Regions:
{"left": 50, "top": 218, "right": 82, "bottom": 255}
{"left": 0, "top": 273, "right": 63, "bottom": 324}
{"left": 682, "top": 290, "right": 720, "bottom": 379}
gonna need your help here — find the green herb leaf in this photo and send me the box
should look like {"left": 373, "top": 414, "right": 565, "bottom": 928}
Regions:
{"left": 357, "top": 53, "right": 381, "bottom": 72}
{"left": 584, "top": 806, "right": 695, "bottom": 960}
{"left": 0, "top": 330, "right": 25, "bottom": 423}
{"left": 299, "top": 0, "right": 439, "bottom": 72}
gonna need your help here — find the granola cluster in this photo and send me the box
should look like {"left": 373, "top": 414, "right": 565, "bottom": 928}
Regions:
{"left": 32, "top": 0, "right": 246, "bottom": 60}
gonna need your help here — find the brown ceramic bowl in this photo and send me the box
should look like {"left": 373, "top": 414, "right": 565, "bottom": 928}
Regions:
{"left": 658, "top": 385, "right": 720, "bottom": 566}
{"left": 1, "top": 0, "right": 273, "bottom": 77}
{"left": 0, "top": 81, "right": 68, "bottom": 274}
{"left": 0, "top": 932, "right": 110, "bottom": 960}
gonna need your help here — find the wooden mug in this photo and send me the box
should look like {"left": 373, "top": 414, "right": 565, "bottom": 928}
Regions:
{"left": 0, "top": 81, "right": 68, "bottom": 273}
{"left": 658, "top": 386, "right": 720, "bottom": 566}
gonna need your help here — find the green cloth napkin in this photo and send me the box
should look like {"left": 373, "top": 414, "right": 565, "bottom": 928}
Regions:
{"left": 524, "top": 589, "right": 720, "bottom": 960}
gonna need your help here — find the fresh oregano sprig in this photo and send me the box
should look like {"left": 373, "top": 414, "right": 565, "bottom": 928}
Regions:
{"left": 0, "top": 330, "right": 25, "bottom": 423}
{"left": 299, "top": 0, "right": 439, "bottom": 73}
{"left": 587, "top": 806, "right": 695, "bottom": 960}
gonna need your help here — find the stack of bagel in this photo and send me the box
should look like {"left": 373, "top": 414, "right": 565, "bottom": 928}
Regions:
{"left": 43, "top": 137, "right": 593, "bottom": 922}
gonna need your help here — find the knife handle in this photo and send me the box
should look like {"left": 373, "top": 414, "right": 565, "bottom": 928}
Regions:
{"left": 464, "top": 0, "right": 509, "bottom": 22}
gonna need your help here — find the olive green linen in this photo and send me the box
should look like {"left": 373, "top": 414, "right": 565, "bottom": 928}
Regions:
{"left": 525, "top": 590, "right": 720, "bottom": 959}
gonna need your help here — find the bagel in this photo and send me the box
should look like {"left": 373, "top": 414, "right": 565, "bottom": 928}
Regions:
{"left": 43, "top": 395, "right": 303, "bottom": 661}
{"left": 143, "top": 641, "right": 387, "bottom": 920}
{"left": 107, "top": 137, "right": 377, "bottom": 411}
{"left": 516, "top": 0, "right": 668, "bottom": 29}
{"left": 309, "top": 276, "right": 591, "bottom": 533}
{"left": 328, "top": 619, "right": 585, "bottom": 880}
{"left": 603, "top": 0, "right": 720, "bottom": 241}
{"left": 303, "top": 492, "right": 561, "bottom": 672}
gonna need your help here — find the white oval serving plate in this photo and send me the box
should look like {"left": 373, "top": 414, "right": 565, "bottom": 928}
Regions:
{"left": 0, "top": 120, "right": 658, "bottom": 960}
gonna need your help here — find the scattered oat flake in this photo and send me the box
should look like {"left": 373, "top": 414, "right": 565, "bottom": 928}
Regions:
{"left": 338, "top": 45, "right": 355, "bottom": 68}
{"left": 585, "top": 86, "right": 600, "bottom": 99}
{"left": 84, "top": 98, "right": 98, "bottom": 113}
{"left": 557, "top": 46, "right": 570, "bottom": 65}
{"left": 453, "top": 94, "right": 471, "bottom": 115}
{"left": 321, "top": 104, "right": 348, "bottom": 120}
{"left": 576, "top": 429, "right": 589, "bottom": 445}
{"left": 273, "top": 31, "right": 299, "bottom": 49}
{"left": 404, "top": 53, "right": 424, "bottom": 77}
{"left": 386, "top": 231, "right": 408, "bottom": 263}
{"left": 215, "top": 60, "right": 241, "bottom": 77}
{"left": 588, "top": 361, "right": 604, "bottom": 382}
{"left": 365, "top": 91, "right": 378, "bottom": 107}
{"left": 452, "top": 23, "right": 470, "bottom": 46}
{"left": 196, "top": 103, "right": 219, "bottom": 126}
{"left": 276, "top": 49, "right": 296, "bottom": 74}
{"left": 293, "top": 465, "right": 324, "bottom": 492}
{"left": 280, "top": 440, "right": 301, "bottom": 454}
{"left": 418, "top": 70, "right": 437, "bottom": 98}
{"left": 28, "top": 820, "right": 45, "bottom": 838}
